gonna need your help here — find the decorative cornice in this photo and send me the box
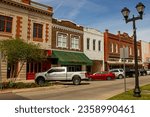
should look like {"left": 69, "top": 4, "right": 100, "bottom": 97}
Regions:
{"left": 0, "top": 0, "right": 53, "bottom": 16}
{"left": 53, "top": 24, "right": 83, "bottom": 34}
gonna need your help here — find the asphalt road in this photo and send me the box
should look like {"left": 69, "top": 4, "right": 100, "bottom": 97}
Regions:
{"left": 0, "top": 75, "right": 150, "bottom": 100}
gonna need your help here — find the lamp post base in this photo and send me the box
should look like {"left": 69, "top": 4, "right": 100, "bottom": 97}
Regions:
{"left": 133, "top": 87, "right": 141, "bottom": 97}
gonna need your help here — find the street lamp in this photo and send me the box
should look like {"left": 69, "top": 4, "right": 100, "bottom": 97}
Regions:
{"left": 121, "top": 2, "right": 145, "bottom": 97}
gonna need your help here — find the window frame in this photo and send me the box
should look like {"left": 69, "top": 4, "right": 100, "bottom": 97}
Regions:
{"left": 0, "top": 15, "right": 13, "bottom": 33}
{"left": 70, "top": 35, "right": 80, "bottom": 50}
{"left": 56, "top": 32, "right": 68, "bottom": 48}
{"left": 33, "top": 23, "right": 43, "bottom": 40}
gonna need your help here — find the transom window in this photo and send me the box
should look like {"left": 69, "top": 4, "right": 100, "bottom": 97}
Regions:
{"left": 71, "top": 36, "right": 79, "bottom": 49}
{"left": 57, "top": 33, "right": 68, "bottom": 48}
{"left": 0, "top": 15, "right": 12, "bottom": 33}
{"left": 33, "top": 23, "right": 43, "bottom": 39}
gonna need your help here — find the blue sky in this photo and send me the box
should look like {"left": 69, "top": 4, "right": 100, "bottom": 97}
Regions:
{"left": 33, "top": 0, "right": 150, "bottom": 42}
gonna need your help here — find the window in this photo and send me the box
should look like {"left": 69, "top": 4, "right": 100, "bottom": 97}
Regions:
{"left": 98, "top": 40, "right": 101, "bottom": 51}
{"left": 47, "top": 69, "right": 65, "bottom": 73}
{"left": 138, "top": 49, "right": 140, "bottom": 56}
{"left": 93, "top": 39, "right": 96, "bottom": 51}
{"left": 114, "top": 43, "right": 116, "bottom": 53}
{"left": 33, "top": 23, "right": 43, "bottom": 39}
{"left": 129, "top": 47, "right": 132, "bottom": 55}
{"left": 110, "top": 43, "right": 113, "bottom": 53}
{"left": 87, "top": 38, "right": 90, "bottom": 50}
{"left": 116, "top": 44, "right": 118, "bottom": 53}
{"left": 57, "top": 33, "right": 68, "bottom": 48}
{"left": 0, "top": 15, "right": 12, "bottom": 33}
{"left": 71, "top": 36, "right": 79, "bottom": 49}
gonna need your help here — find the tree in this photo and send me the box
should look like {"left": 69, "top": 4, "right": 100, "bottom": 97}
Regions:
{"left": 0, "top": 38, "right": 45, "bottom": 81}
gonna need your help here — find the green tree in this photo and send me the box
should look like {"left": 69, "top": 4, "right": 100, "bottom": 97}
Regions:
{"left": 0, "top": 38, "right": 45, "bottom": 81}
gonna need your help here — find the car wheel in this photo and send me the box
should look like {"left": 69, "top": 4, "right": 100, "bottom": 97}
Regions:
{"left": 143, "top": 72, "right": 146, "bottom": 76}
{"left": 132, "top": 73, "right": 135, "bottom": 77}
{"left": 88, "top": 78, "right": 93, "bottom": 81}
{"left": 36, "top": 77, "right": 45, "bottom": 85}
{"left": 73, "top": 76, "right": 81, "bottom": 85}
{"left": 118, "top": 74, "right": 123, "bottom": 79}
{"left": 107, "top": 77, "right": 112, "bottom": 80}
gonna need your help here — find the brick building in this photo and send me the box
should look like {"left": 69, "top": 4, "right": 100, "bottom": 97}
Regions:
{"left": 0, "top": 0, "right": 53, "bottom": 81}
{"left": 140, "top": 40, "right": 150, "bottom": 69}
{"left": 51, "top": 19, "right": 92, "bottom": 71}
{"left": 104, "top": 29, "right": 142, "bottom": 71}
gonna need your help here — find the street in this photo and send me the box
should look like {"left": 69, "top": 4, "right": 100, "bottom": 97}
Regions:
{"left": 0, "top": 76, "right": 150, "bottom": 100}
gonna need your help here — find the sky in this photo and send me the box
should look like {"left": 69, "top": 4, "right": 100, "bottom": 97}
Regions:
{"left": 33, "top": 0, "right": 150, "bottom": 42}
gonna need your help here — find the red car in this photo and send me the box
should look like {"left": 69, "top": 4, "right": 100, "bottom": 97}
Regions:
{"left": 87, "top": 71, "right": 116, "bottom": 80}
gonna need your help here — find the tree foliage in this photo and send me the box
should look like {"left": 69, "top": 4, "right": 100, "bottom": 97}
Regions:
{"left": 0, "top": 38, "right": 46, "bottom": 79}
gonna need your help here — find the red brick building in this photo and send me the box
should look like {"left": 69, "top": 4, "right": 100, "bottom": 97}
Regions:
{"left": 51, "top": 19, "right": 92, "bottom": 71}
{"left": 104, "top": 29, "right": 142, "bottom": 71}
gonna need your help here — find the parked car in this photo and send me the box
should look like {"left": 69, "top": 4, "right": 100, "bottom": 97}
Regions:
{"left": 109, "top": 68, "right": 124, "bottom": 79}
{"left": 145, "top": 69, "right": 150, "bottom": 75}
{"left": 87, "top": 71, "right": 116, "bottom": 80}
{"left": 125, "top": 68, "right": 147, "bottom": 77}
{"left": 35, "top": 67, "right": 88, "bottom": 85}
{"left": 139, "top": 69, "right": 147, "bottom": 76}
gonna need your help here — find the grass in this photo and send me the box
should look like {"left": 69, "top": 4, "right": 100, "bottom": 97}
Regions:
{"left": 108, "top": 84, "right": 150, "bottom": 100}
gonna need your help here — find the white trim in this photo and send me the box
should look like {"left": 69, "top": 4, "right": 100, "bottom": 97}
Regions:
{"left": 56, "top": 31, "right": 68, "bottom": 49}
{"left": 70, "top": 34, "right": 80, "bottom": 50}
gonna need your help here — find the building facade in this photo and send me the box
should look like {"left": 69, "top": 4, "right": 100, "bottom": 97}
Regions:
{"left": 84, "top": 27, "right": 104, "bottom": 73}
{"left": 104, "top": 30, "right": 142, "bottom": 71}
{"left": 51, "top": 19, "right": 92, "bottom": 71}
{"left": 0, "top": 0, "right": 53, "bottom": 81}
{"left": 140, "top": 40, "right": 150, "bottom": 69}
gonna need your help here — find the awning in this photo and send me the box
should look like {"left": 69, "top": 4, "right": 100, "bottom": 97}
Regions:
{"left": 51, "top": 50, "right": 92, "bottom": 65}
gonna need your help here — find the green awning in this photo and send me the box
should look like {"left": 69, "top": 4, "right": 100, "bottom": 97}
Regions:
{"left": 52, "top": 50, "right": 92, "bottom": 65}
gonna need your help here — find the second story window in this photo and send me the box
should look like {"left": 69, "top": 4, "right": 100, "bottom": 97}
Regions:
{"left": 33, "top": 23, "right": 43, "bottom": 39}
{"left": 98, "top": 40, "right": 101, "bottom": 51}
{"left": 129, "top": 47, "right": 132, "bottom": 55}
{"left": 110, "top": 43, "right": 113, "bottom": 53}
{"left": 87, "top": 38, "right": 90, "bottom": 50}
{"left": 71, "top": 36, "right": 79, "bottom": 49}
{"left": 138, "top": 48, "right": 140, "bottom": 57}
{"left": 57, "top": 33, "right": 68, "bottom": 48}
{"left": 116, "top": 44, "right": 118, "bottom": 53}
{"left": 93, "top": 39, "right": 96, "bottom": 51}
{"left": 0, "top": 15, "right": 12, "bottom": 33}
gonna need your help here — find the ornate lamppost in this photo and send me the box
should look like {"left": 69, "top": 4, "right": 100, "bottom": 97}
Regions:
{"left": 121, "top": 2, "right": 145, "bottom": 97}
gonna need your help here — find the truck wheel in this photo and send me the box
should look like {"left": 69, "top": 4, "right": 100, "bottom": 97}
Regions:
{"left": 73, "top": 76, "right": 81, "bottom": 85}
{"left": 36, "top": 77, "right": 45, "bottom": 85}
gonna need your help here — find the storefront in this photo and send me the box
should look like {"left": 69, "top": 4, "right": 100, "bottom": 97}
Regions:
{"left": 51, "top": 50, "right": 93, "bottom": 71}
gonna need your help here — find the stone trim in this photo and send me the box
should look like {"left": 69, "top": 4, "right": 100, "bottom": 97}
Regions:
{"left": 16, "top": 16, "right": 22, "bottom": 38}
{"left": 0, "top": 0, "right": 53, "bottom": 16}
{"left": 53, "top": 24, "right": 83, "bottom": 34}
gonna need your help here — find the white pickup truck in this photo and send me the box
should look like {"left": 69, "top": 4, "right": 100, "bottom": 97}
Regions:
{"left": 35, "top": 67, "right": 88, "bottom": 85}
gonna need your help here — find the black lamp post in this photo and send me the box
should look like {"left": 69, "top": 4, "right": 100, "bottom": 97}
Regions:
{"left": 121, "top": 2, "right": 145, "bottom": 97}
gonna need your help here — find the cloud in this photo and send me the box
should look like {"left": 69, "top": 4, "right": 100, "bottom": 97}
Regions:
{"left": 67, "top": 0, "right": 87, "bottom": 19}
